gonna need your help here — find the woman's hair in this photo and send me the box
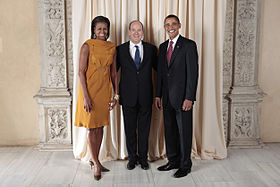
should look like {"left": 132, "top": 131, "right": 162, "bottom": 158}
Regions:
{"left": 91, "top": 16, "right": 110, "bottom": 40}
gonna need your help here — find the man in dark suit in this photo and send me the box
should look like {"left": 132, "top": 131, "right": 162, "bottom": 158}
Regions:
{"left": 155, "top": 14, "right": 198, "bottom": 178}
{"left": 117, "top": 20, "right": 157, "bottom": 170}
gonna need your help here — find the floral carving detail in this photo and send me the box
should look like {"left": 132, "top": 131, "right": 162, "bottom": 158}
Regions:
{"left": 48, "top": 109, "right": 68, "bottom": 141}
{"left": 48, "top": 60, "right": 66, "bottom": 87}
{"left": 47, "top": 23, "right": 65, "bottom": 58}
{"left": 44, "top": 0, "right": 63, "bottom": 19}
{"left": 223, "top": 0, "right": 234, "bottom": 87}
{"left": 234, "top": 0, "right": 257, "bottom": 86}
{"left": 233, "top": 107, "right": 253, "bottom": 138}
{"left": 238, "top": 0, "right": 256, "bottom": 20}
{"left": 44, "top": 0, "right": 66, "bottom": 87}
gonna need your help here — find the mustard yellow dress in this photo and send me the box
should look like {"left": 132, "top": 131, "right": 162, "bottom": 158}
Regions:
{"left": 74, "top": 39, "right": 116, "bottom": 128}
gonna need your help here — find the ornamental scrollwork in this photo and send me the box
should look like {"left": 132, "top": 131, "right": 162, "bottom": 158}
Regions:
{"left": 233, "top": 107, "right": 254, "bottom": 138}
{"left": 48, "top": 108, "right": 68, "bottom": 141}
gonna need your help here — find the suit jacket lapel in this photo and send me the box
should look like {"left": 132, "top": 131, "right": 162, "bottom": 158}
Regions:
{"left": 139, "top": 42, "right": 147, "bottom": 69}
{"left": 125, "top": 42, "right": 137, "bottom": 69}
{"left": 169, "top": 35, "right": 182, "bottom": 68}
{"left": 162, "top": 40, "right": 169, "bottom": 69}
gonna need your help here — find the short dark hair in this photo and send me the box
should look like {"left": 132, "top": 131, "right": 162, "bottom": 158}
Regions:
{"left": 91, "top": 16, "right": 110, "bottom": 40}
{"left": 129, "top": 20, "right": 144, "bottom": 31}
{"left": 164, "top": 14, "right": 180, "bottom": 24}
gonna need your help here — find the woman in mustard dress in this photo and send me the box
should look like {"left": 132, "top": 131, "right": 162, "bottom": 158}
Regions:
{"left": 74, "top": 16, "right": 118, "bottom": 180}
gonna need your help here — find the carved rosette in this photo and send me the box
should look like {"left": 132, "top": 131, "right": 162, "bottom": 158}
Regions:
{"left": 44, "top": 0, "right": 67, "bottom": 88}
{"left": 234, "top": 0, "right": 257, "bottom": 86}
{"left": 47, "top": 108, "right": 68, "bottom": 142}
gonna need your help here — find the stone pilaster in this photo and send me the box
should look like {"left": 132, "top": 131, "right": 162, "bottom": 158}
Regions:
{"left": 225, "top": 0, "right": 265, "bottom": 148}
{"left": 34, "top": 0, "right": 73, "bottom": 150}
{"left": 223, "top": 0, "right": 235, "bottom": 144}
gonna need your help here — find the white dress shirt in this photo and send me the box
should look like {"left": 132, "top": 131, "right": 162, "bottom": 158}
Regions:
{"left": 130, "top": 41, "right": 144, "bottom": 63}
{"left": 167, "top": 34, "right": 180, "bottom": 51}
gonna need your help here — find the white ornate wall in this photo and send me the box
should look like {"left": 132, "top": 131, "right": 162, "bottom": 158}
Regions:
{"left": 35, "top": 0, "right": 73, "bottom": 150}
{"left": 223, "top": 0, "right": 265, "bottom": 147}
{"left": 35, "top": 0, "right": 265, "bottom": 149}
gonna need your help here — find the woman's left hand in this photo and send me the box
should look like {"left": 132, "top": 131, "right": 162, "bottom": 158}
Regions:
{"left": 109, "top": 99, "right": 117, "bottom": 111}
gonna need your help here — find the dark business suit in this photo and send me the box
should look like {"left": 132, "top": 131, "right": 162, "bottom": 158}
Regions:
{"left": 156, "top": 35, "right": 198, "bottom": 169}
{"left": 117, "top": 41, "right": 157, "bottom": 163}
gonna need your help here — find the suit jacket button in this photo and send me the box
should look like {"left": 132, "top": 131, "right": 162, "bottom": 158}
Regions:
{"left": 167, "top": 73, "right": 169, "bottom": 77}
{"left": 137, "top": 71, "right": 139, "bottom": 74}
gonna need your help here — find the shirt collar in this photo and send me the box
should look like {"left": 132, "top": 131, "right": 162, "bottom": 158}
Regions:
{"left": 130, "top": 40, "right": 142, "bottom": 48}
{"left": 169, "top": 34, "right": 180, "bottom": 44}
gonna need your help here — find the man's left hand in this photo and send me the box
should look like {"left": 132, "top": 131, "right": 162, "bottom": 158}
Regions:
{"left": 182, "top": 99, "right": 193, "bottom": 111}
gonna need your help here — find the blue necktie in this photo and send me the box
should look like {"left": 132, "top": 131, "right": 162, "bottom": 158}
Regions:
{"left": 134, "top": 45, "right": 140, "bottom": 70}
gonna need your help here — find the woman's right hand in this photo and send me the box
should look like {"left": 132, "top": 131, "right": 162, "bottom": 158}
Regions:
{"left": 84, "top": 96, "right": 93, "bottom": 113}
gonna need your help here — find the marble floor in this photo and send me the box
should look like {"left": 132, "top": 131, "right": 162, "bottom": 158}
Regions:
{"left": 0, "top": 143, "right": 280, "bottom": 187}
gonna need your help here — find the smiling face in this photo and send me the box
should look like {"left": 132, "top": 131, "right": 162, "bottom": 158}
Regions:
{"left": 129, "top": 21, "right": 144, "bottom": 44}
{"left": 164, "top": 17, "right": 181, "bottom": 40}
{"left": 94, "top": 22, "right": 108, "bottom": 41}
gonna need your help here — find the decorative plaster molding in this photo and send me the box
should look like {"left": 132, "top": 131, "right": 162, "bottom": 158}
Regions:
{"left": 35, "top": 0, "right": 72, "bottom": 150}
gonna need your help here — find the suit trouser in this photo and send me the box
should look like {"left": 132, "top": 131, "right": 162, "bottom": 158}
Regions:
{"left": 163, "top": 97, "right": 193, "bottom": 169}
{"left": 122, "top": 104, "right": 152, "bottom": 162}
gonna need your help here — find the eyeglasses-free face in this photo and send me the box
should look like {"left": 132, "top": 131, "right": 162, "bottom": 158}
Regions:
{"left": 164, "top": 17, "right": 181, "bottom": 40}
{"left": 94, "top": 22, "right": 108, "bottom": 41}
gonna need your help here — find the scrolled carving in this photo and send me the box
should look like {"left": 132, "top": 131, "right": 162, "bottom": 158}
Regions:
{"left": 223, "top": 0, "right": 234, "bottom": 87}
{"left": 234, "top": 0, "right": 258, "bottom": 86}
{"left": 237, "top": 0, "right": 256, "bottom": 20}
{"left": 43, "top": 0, "right": 66, "bottom": 88}
{"left": 47, "top": 108, "right": 68, "bottom": 141}
{"left": 44, "top": 0, "right": 64, "bottom": 19}
{"left": 48, "top": 60, "right": 66, "bottom": 87}
{"left": 233, "top": 107, "right": 253, "bottom": 138}
{"left": 46, "top": 23, "right": 65, "bottom": 58}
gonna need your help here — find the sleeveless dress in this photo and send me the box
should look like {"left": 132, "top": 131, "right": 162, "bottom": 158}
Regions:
{"left": 74, "top": 39, "right": 116, "bottom": 128}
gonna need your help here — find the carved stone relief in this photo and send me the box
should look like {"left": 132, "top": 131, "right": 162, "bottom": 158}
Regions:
{"left": 232, "top": 106, "right": 254, "bottom": 138}
{"left": 47, "top": 108, "right": 68, "bottom": 142}
{"left": 234, "top": 0, "right": 258, "bottom": 86}
{"left": 35, "top": 0, "right": 72, "bottom": 150}
{"left": 225, "top": 0, "right": 264, "bottom": 148}
{"left": 223, "top": 0, "right": 234, "bottom": 88}
{"left": 44, "top": 0, "right": 67, "bottom": 88}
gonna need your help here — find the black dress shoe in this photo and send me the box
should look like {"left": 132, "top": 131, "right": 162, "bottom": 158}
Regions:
{"left": 127, "top": 161, "right": 137, "bottom": 170}
{"left": 157, "top": 163, "right": 179, "bottom": 171}
{"left": 140, "top": 161, "right": 149, "bottom": 170}
{"left": 173, "top": 168, "right": 191, "bottom": 178}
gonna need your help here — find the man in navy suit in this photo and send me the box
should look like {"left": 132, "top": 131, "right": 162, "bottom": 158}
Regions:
{"left": 155, "top": 15, "right": 198, "bottom": 178}
{"left": 117, "top": 20, "right": 157, "bottom": 170}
